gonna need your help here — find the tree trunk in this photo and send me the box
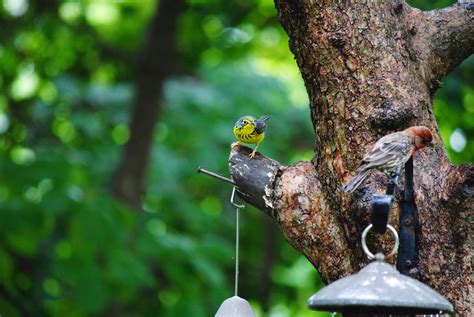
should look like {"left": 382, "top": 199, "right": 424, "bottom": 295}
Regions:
{"left": 112, "top": 0, "right": 186, "bottom": 209}
{"left": 229, "top": 1, "right": 473, "bottom": 314}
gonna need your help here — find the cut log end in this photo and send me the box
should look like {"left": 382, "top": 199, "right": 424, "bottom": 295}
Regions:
{"left": 229, "top": 145, "right": 282, "bottom": 217}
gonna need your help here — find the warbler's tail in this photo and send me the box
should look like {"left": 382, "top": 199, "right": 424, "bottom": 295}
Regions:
{"left": 255, "top": 115, "right": 271, "bottom": 134}
{"left": 342, "top": 169, "right": 370, "bottom": 193}
{"left": 257, "top": 115, "right": 271, "bottom": 123}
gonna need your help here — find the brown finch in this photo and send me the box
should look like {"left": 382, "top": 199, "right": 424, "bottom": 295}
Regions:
{"left": 342, "top": 126, "right": 433, "bottom": 193}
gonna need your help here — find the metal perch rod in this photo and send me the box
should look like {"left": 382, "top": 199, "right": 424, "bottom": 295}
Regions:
{"left": 197, "top": 166, "right": 235, "bottom": 185}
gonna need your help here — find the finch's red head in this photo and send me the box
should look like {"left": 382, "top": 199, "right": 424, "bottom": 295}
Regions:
{"left": 405, "top": 126, "right": 433, "bottom": 150}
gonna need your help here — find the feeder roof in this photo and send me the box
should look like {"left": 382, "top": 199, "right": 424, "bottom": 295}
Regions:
{"left": 308, "top": 258, "right": 454, "bottom": 315}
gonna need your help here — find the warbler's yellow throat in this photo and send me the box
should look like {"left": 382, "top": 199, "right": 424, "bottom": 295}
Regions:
{"left": 233, "top": 115, "right": 271, "bottom": 158}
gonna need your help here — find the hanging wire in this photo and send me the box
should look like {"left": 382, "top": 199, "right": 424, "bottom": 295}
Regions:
{"left": 234, "top": 205, "right": 240, "bottom": 296}
{"left": 230, "top": 187, "right": 245, "bottom": 296}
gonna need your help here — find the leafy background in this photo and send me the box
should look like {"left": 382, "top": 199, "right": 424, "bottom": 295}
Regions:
{"left": 0, "top": 0, "right": 471, "bottom": 316}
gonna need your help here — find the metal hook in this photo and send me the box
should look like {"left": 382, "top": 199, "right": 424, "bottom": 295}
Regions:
{"left": 371, "top": 165, "right": 402, "bottom": 234}
{"left": 371, "top": 195, "right": 394, "bottom": 234}
{"left": 230, "top": 187, "right": 245, "bottom": 209}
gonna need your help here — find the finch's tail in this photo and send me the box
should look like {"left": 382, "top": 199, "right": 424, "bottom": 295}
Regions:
{"left": 342, "top": 169, "right": 370, "bottom": 193}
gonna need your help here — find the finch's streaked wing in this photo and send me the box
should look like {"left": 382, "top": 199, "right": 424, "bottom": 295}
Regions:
{"left": 361, "top": 140, "right": 414, "bottom": 171}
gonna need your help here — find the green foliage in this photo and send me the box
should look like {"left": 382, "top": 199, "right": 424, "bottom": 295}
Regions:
{"left": 0, "top": 0, "right": 471, "bottom": 316}
{"left": 409, "top": 0, "right": 474, "bottom": 164}
{"left": 434, "top": 56, "right": 474, "bottom": 164}
{"left": 407, "top": 0, "right": 456, "bottom": 10}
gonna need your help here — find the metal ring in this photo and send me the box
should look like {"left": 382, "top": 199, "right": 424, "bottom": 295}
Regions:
{"left": 230, "top": 187, "right": 245, "bottom": 209}
{"left": 361, "top": 224, "right": 399, "bottom": 260}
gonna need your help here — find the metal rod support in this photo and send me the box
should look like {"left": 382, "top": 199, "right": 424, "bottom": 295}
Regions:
{"left": 197, "top": 166, "right": 235, "bottom": 185}
{"left": 397, "top": 157, "right": 418, "bottom": 275}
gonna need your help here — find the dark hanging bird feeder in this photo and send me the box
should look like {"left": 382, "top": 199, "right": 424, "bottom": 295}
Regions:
{"left": 308, "top": 158, "right": 454, "bottom": 316}
{"left": 307, "top": 253, "right": 453, "bottom": 315}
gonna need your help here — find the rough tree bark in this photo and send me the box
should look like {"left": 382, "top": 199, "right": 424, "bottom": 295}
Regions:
{"left": 229, "top": 1, "right": 473, "bottom": 314}
{"left": 112, "top": 0, "right": 186, "bottom": 209}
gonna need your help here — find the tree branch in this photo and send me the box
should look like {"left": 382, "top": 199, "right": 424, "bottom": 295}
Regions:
{"left": 424, "top": 2, "right": 474, "bottom": 80}
{"left": 229, "top": 146, "right": 358, "bottom": 283}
